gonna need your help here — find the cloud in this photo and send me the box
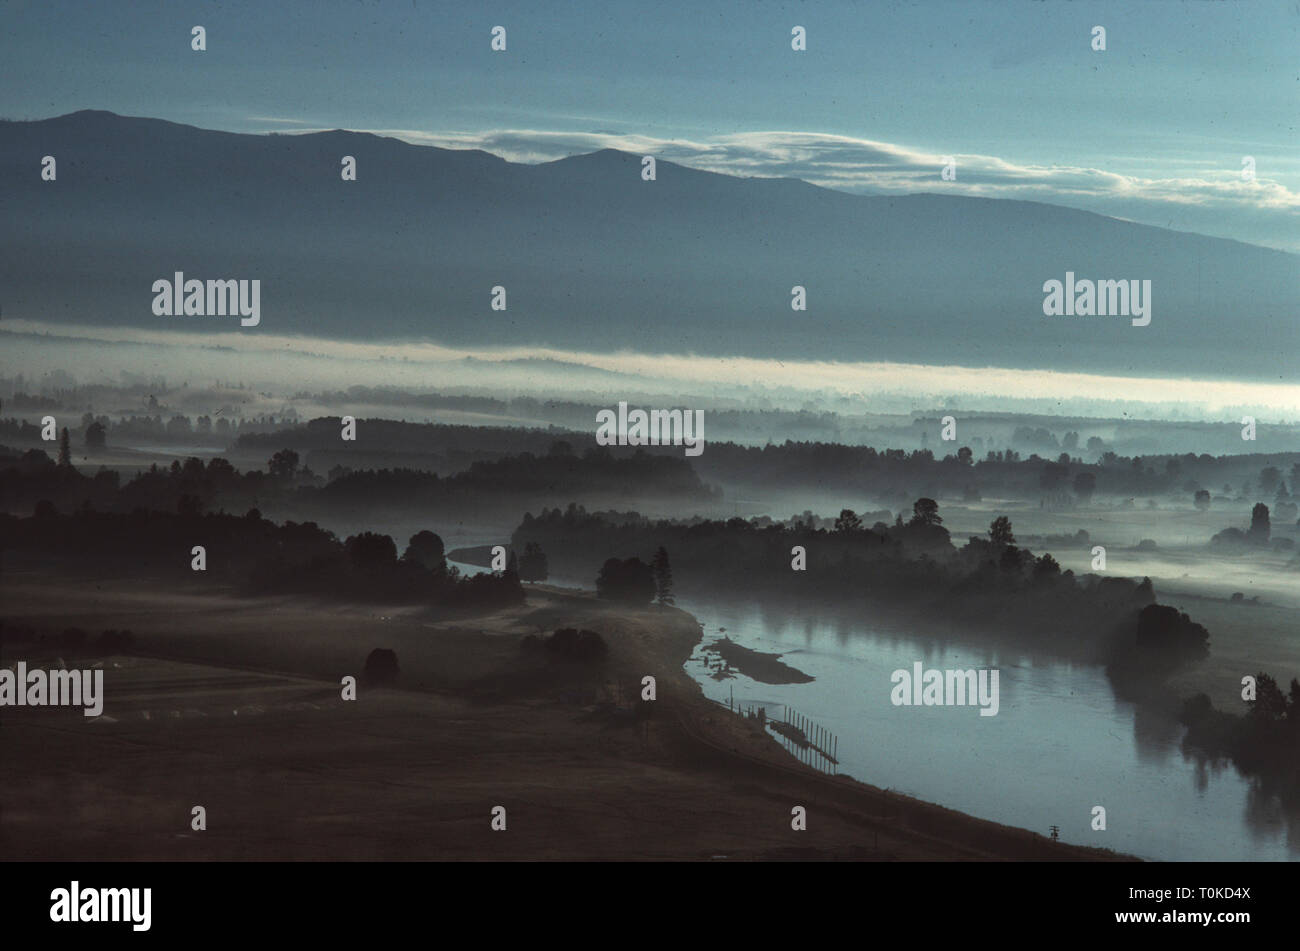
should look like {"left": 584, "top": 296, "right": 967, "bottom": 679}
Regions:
{"left": 5, "top": 319, "right": 1299, "bottom": 421}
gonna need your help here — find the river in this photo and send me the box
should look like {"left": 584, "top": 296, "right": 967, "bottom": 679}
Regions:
{"left": 447, "top": 556, "right": 1295, "bottom": 861}
{"left": 676, "top": 593, "right": 1296, "bottom": 862}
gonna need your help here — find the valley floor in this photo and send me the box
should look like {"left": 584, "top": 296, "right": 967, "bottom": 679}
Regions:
{"left": 0, "top": 574, "right": 1131, "bottom": 861}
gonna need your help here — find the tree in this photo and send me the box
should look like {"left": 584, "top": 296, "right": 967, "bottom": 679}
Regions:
{"left": 652, "top": 546, "right": 674, "bottom": 607}
{"left": 402, "top": 531, "right": 446, "bottom": 572}
{"left": 1193, "top": 489, "right": 1211, "bottom": 511}
{"left": 345, "top": 532, "right": 397, "bottom": 570}
{"left": 268, "top": 448, "right": 300, "bottom": 481}
{"left": 1259, "top": 466, "right": 1281, "bottom": 494}
{"left": 1136, "top": 604, "right": 1209, "bottom": 656}
{"left": 1072, "top": 471, "right": 1096, "bottom": 502}
{"left": 1250, "top": 672, "right": 1287, "bottom": 723}
{"left": 57, "top": 427, "right": 72, "bottom": 467}
{"left": 989, "top": 516, "right": 1015, "bottom": 548}
{"left": 595, "top": 557, "right": 655, "bottom": 605}
{"left": 1033, "top": 553, "right": 1061, "bottom": 580}
{"left": 1248, "top": 503, "right": 1270, "bottom": 544}
{"left": 504, "top": 550, "right": 521, "bottom": 587}
{"left": 834, "top": 509, "right": 862, "bottom": 533}
{"left": 1040, "top": 462, "right": 1068, "bottom": 491}
{"left": 85, "top": 421, "right": 107, "bottom": 451}
{"left": 957, "top": 446, "right": 973, "bottom": 466}
{"left": 910, "top": 498, "right": 942, "bottom": 526}
{"left": 518, "top": 541, "right": 549, "bottom": 582}
{"left": 999, "top": 545, "right": 1028, "bottom": 574}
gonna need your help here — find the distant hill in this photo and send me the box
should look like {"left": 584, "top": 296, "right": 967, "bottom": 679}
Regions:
{"left": 1, "top": 110, "right": 1294, "bottom": 379}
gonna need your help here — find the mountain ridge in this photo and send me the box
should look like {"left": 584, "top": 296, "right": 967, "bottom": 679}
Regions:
{"left": 1, "top": 110, "right": 1294, "bottom": 380}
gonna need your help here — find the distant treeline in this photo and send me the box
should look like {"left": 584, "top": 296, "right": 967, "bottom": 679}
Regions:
{"left": 0, "top": 506, "right": 523, "bottom": 608}
{"left": 8, "top": 408, "right": 1297, "bottom": 513}
{"left": 234, "top": 416, "right": 574, "bottom": 458}
{"left": 306, "top": 446, "right": 715, "bottom": 512}
{"left": 686, "top": 442, "right": 1300, "bottom": 509}
{"left": 511, "top": 502, "right": 1208, "bottom": 660}
{"left": 235, "top": 419, "right": 1300, "bottom": 509}
{"left": 0, "top": 411, "right": 297, "bottom": 445}
{"left": 0, "top": 443, "right": 717, "bottom": 519}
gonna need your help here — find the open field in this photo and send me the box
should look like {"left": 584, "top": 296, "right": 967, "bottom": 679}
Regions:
{"left": 0, "top": 572, "right": 1129, "bottom": 861}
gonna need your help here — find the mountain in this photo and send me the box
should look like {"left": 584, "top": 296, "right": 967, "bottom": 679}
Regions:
{"left": 1, "top": 110, "right": 1295, "bottom": 380}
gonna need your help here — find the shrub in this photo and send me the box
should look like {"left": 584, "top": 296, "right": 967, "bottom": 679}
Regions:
{"left": 544, "top": 628, "right": 607, "bottom": 661}
{"left": 363, "top": 648, "right": 399, "bottom": 683}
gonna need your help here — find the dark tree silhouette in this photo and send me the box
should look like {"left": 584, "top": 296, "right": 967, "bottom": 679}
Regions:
{"left": 57, "top": 427, "right": 72, "bottom": 468}
{"left": 518, "top": 541, "right": 549, "bottom": 582}
{"left": 1072, "top": 471, "right": 1096, "bottom": 502}
{"left": 85, "top": 421, "right": 107, "bottom": 451}
{"left": 268, "top": 448, "right": 300, "bottom": 481}
{"left": 989, "top": 515, "right": 1015, "bottom": 548}
{"left": 595, "top": 557, "right": 655, "bottom": 605}
{"left": 1193, "top": 488, "right": 1211, "bottom": 511}
{"left": 834, "top": 509, "right": 862, "bottom": 533}
{"left": 403, "top": 530, "right": 446, "bottom": 571}
{"left": 540, "top": 628, "right": 606, "bottom": 661}
{"left": 345, "top": 531, "right": 397, "bottom": 569}
{"left": 1039, "top": 461, "right": 1068, "bottom": 491}
{"left": 1248, "top": 503, "right": 1270, "bottom": 544}
{"left": 1250, "top": 672, "right": 1287, "bottom": 723}
{"left": 504, "top": 549, "right": 521, "bottom": 587}
{"left": 910, "top": 498, "right": 942, "bottom": 526}
{"left": 364, "top": 649, "right": 399, "bottom": 684}
{"left": 1135, "top": 604, "right": 1209, "bottom": 655}
{"left": 1033, "top": 553, "right": 1061, "bottom": 579}
{"left": 652, "top": 546, "right": 674, "bottom": 607}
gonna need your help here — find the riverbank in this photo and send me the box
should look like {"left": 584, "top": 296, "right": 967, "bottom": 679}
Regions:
{"left": 0, "top": 571, "right": 1132, "bottom": 860}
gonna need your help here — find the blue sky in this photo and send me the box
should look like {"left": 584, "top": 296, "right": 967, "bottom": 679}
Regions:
{"left": 5, "top": 0, "right": 1298, "bottom": 250}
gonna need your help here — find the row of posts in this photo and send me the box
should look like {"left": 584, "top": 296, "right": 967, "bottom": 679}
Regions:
{"left": 782, "top": 704, "right": 837, "bottom": 762}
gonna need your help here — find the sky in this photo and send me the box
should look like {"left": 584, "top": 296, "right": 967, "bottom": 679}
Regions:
{"left": 4, "top": 0, "right": 1298, "bottom": 251}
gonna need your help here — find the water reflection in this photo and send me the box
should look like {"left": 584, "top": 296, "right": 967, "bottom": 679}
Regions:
{"left": 679, "top": 591, "right": 1299, "bottom": 861}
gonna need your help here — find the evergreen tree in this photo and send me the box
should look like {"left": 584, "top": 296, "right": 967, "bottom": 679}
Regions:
{"left": 1248, "top": 503, "right": 1271, "bottom": 544}
{"left": 57, "top": 427, "right": 71, "bottom": 468}
{"left": 989, "top": 515, "right": 1015, "bottom": 548}
{"left": 518, "top": 541, "right": 549, "bottom": 582}
{"left": 834, "top": 509, "right": 862, "bottom": 532}
{"left": 652, "top": 546, "right": 674, "bottom": 608}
